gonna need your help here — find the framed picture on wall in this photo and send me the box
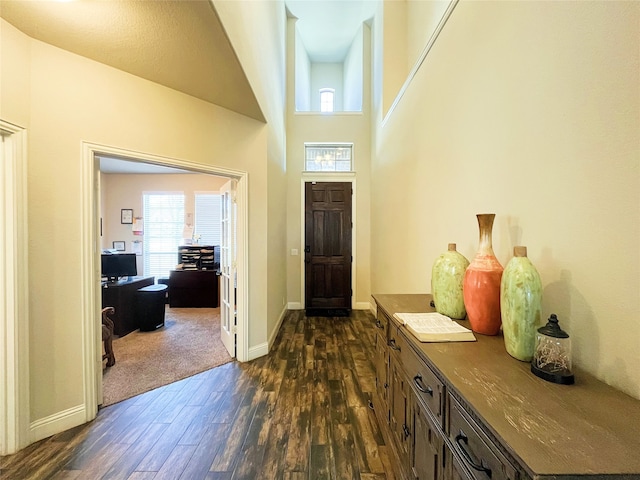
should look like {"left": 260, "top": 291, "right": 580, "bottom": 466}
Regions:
{"left": 113, "top": 241, "right": 125, "bottom": 251}
{"left": 121, "top": 209, "right": 133, "bottom": 224}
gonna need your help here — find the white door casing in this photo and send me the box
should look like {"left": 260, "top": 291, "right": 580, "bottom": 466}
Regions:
{"left": 0, "top": 121, "right": 29, "bottom": 455}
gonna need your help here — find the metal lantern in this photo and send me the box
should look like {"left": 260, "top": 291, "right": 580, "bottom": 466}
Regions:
{"left": 531, "top": 314, "right": 575, "bottom": 385}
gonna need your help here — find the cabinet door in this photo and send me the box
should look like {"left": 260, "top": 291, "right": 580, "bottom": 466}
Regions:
{"left": 411, "top": 397, "right": 442, "bottom": 480}
{"left": 390, "top": 356, "right": 410, "bottom": 466}
{"left": 374, "top": 331, "right": 389, "bottom": 418}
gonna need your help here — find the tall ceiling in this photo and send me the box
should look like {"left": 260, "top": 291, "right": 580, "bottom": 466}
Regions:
{"left": 0, "top": 0, "right": 265, "bottom": 122}
{"left": 286, "top": 0, "right": 377, "bottom": 62}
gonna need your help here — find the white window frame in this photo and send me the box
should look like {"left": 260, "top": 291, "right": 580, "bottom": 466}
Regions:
{"left": 142, "top": 191, "right": 185, "bottom": 278}
{"left": 304, "top": 143, "right": 354, "bottom": 172}
{"left": 319, "top": 88, "right": 335, "bottom": 113}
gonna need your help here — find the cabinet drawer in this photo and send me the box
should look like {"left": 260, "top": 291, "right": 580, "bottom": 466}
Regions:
{"left": 389, "top": 326, "right": 444, "bottom": 426}
{"left": 449, "top": 396, "right": 517, "bottom": 480}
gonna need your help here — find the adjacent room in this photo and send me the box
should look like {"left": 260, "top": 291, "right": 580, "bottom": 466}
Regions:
{"left": 98, "top": 156, "right": 234, "bottom": 405}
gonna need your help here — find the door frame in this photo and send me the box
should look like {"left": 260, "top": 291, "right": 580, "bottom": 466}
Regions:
{"left": 0, "top": 121, "right": 30, "bottom": 455}
{"left": 299, "top": 173, "right": 356, "bottom": 309}
{"left": 81, "top": 142, "right": 249, "bottom": 418}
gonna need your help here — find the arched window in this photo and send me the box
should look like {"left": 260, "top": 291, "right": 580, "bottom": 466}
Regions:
{"left": 319, "top": 88, "right": 335, "bottom": 113}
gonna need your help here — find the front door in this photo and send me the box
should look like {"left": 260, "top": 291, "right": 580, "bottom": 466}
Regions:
{"left": 220, "top": 179, "right": 236, "bottom": 357}
{"left": 304, "top": 182, "right": 352, "bottom": 312}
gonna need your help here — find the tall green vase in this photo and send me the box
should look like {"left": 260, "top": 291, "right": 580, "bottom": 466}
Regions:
{"left": 500, "top": 246, "right": 542, "bottom": 361}
{"left": 431, "top": 243, "right": 470, "bottom": 319}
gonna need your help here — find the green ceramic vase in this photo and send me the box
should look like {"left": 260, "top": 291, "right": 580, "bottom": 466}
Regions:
{"left": 431, "top": 243, "right": 470, "bottom": 319}
{"left": 500, "top": 246, "right": 542, "bottom": 361}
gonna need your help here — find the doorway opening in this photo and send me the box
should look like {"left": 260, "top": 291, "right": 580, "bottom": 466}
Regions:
{"left": 81, "top": 142, "right": 248, "bottom": 416}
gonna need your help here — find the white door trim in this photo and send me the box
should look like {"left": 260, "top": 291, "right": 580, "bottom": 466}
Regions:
{"left": 0, "top": 120, "right": 30, "bottom": 455}
{"left": 80, "top": 142, "right": 250, "bottom": 417}
{"left": 299, "top": 173, "right": 357, "bottom": 310}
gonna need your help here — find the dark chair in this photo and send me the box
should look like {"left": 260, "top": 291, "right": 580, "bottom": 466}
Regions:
{"left": 102, "top": 307, "right": 116, "bottom": 367}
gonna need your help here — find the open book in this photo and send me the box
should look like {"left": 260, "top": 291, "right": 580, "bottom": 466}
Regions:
{"left": 393, "top": 312, "right": 476, "bottom": 343}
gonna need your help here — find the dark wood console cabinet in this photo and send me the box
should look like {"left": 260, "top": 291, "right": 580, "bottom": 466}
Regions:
{"left": 372, "top": 294, "right": 640, "bottom": 480}
{"left": 169, "top": 269, "right": 219, "bottom": 308}
{"left": 102, "top": 276, "right": 154, "bottom": 336}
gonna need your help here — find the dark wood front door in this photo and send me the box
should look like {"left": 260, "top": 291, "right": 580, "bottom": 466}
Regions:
{"left": 305, "top": 182, "right": 352, "bottom": 312}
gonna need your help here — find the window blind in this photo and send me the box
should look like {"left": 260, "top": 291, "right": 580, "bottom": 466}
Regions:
{"left": 195, "top": 192, "right": 221, "bottom": 245}
{"left": 142, "top": 193, "right": 185, "bottom": 278}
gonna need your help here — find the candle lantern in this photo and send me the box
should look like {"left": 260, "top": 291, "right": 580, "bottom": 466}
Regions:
{"left": 531, "top": 314, "right": 575, "bottom": 385}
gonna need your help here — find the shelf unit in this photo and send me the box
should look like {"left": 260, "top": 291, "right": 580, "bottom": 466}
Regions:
{"left": 177, "top": 245, "right": 219, "bottom": 271}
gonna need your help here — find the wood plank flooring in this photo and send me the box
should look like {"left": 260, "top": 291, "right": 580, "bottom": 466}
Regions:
{"left": 0, "top": 310, "right": 396, "bottom": 480}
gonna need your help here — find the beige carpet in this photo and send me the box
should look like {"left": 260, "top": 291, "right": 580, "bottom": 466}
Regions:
{"left": 102, "top": 306, "right": 233, "bottom": 406}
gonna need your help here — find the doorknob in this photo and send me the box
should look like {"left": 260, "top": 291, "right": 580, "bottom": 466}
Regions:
{"left": 304, "top": 245, "right": 311, "bottom": 253}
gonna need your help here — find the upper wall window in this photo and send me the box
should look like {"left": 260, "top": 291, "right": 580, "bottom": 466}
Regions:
{"left": 319, "top": 88, "right": 335, "bottom": 113}
{"left": 305, "top": 143, "right": 353, "bottom": 172}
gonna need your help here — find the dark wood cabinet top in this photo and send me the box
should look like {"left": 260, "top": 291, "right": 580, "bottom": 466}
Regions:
{"left": 373, "top": 293, "right": 640, "bottom": 479}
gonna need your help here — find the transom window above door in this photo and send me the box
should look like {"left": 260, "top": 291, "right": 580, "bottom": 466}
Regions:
{"left": 304, "top": 143, "right": 353, "bottom": 172}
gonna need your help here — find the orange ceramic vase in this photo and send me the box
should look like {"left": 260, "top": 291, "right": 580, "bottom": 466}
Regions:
{"left": 463, "top": 214, "right": 504, "bottom": 335}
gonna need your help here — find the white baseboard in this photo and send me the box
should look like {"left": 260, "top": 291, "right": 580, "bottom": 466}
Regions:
{"left": 247, "top": 342, "right": 268, "bottom": 361}
{"left": 29, "top": 404, "right": 86, "bottom": 444}
{"left": 288, "top": 302, "right": 371, "bottom": 311}
{"left": 248, "top": 305, "right": 289, "bottom": 361}
{"left": 369, "top": 301, "right": 377, "bottom": 316}
{"left": 267, "top": 305, "right": 288, "bottom": 352}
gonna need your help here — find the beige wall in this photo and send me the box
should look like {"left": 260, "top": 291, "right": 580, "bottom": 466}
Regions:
{"left": 372, "top": 1, "right": 640, "bottom": 398}
{"left": 1, "top": 19, "right": 273, "bottom": 422}
{"left": 214, "top": 1, "right": 288, "bottom": 344}
{"left": 100, "top": 173, "right": 228, "bottom": 273}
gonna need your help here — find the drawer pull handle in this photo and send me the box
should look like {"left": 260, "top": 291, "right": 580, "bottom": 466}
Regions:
{"left": 375, "top": 320, "right": 384, "bottom": 329}
{"left": 455, "top": 430, "right": 492, "bottom": 478}
{"left": 389, "top": 338, "right": 401, "bottom": 351}
{"left": 402, "top": 423, "right": 411, "bottom": 439}
{"left": 413, "top": 374, "right": 434, "bottom": 396}
{"left": 368, "top": 400, "right": 375, "bottom": 411}
{"left": 384, "top": 382, "right": 389, "bottom": 389}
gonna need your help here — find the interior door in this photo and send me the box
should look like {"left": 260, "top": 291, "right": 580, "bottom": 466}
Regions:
{"left": 304, "top": 181, "right": 352, "bottom": 312}
{"left": 220, "top": 179, "right": 236, "bottom": 357}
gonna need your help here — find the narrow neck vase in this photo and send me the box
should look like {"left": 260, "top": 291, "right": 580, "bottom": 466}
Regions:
{"left": 463, "top": 214, "right": 504, "bottom": 335}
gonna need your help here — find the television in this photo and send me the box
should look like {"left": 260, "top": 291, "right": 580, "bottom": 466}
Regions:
{"left": 101, "top": 253, "right": 137, "bottom": 282}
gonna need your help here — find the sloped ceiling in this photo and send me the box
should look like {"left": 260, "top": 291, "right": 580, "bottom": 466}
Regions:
{"left": 0, "top": 0, "right": 265, "bottom": 122}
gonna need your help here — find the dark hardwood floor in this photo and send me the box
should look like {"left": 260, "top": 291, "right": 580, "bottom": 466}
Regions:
{"left": 1, "top": 310, "right": 396, "bottom": 479}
